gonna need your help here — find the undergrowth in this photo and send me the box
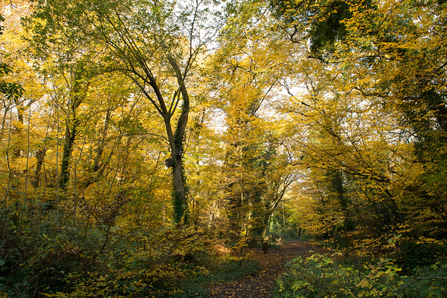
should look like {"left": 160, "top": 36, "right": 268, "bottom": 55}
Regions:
{"left": 0, "top": 211, "right": 260, "bottom": 298}
{"left": 272, "top": 252, "right": 447, "bottom": 298}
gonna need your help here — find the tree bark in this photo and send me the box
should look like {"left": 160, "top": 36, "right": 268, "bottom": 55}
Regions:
{"left": 32, "top": 148, "right": 46, "bottom": 188}
{"left": 60, "top": 120, "right": 77, "bottom": 190}
{"left": 166, "top": 55, "right": 190, "bottom": 224}
{"left": 59, "top": 72, "right": 87, "bottom": 191}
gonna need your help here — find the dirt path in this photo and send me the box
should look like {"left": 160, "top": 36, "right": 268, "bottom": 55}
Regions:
{"left": 207, "top": 240, "right": 327, "bottom": 298}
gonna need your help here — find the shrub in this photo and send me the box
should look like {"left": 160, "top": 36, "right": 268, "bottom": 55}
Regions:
{"left": 273, "top": 252, "right": 362, "bottom": 298}
{"left": 394, "top": 241, "right": 447, "bottom": 274}
{"left": 34, "top": 226, "right": 261, "bottom": 298}
{"left": 272, "top": 252, "right": 447, "bottom": 298}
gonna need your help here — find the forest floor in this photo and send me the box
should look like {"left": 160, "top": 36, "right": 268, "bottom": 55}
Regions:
{"left": 206, "top": 240, "right": 329, "bottom": 298}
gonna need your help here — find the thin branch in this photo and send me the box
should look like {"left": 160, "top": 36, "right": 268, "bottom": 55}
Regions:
{"left": 168, "top": 89, "right": 181, "bottom": 118}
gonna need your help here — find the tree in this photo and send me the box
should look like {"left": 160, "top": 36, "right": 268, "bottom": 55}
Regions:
{"left": 270, "top": 0, "right": 447, "bottom": 247}
{"left": 0, "top": 14, "right": 24, "bottom": 100}
{"left": 202, "top": 11, "right": 296, "bottom": 239}
{"left": 28, "top": 0, "right": 223, "bottom": 224}
{"left": 270, "top": 0, "right": 362, "bottom": 56}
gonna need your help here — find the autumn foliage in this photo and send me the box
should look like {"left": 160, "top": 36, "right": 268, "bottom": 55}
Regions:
{"left": 0, "top": 0, "right": 446, "bottom": 296}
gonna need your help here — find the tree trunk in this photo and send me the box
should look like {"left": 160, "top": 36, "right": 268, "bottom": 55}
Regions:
{"left": 329, "top": 170, "right": 350, "bottom": 246}
{"left": 166, "top": 55, "right": 190, "bottom": 224}
{"left": 59, "top": 70, "right": 87, "bottom": 191}
{"left": 172, "top": 148, "right": 187, "bottom": 224}
{"left": 227, "top": 189, "right": 243, "bottom": 239}
{"left": 60, "top": 120, "right": 77, "bottom": 190}
{"left": 32, "top": 148, "right": 46, "bottom": 188}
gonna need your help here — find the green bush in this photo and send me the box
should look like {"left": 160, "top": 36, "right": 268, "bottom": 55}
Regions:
{"left": 273, "top": 252, "right": 363, "bottom": 298}
{"left": 404, "top": 263, "right": 447, "bottom": 298}
{"left": 394, "top": 241, "right": 447, "bottom": 274}
{"left": 0, "top": 210, "right": 93, "bottom": 298}
{"left": 272, "top": 252, "right": 447, "bottom": 298}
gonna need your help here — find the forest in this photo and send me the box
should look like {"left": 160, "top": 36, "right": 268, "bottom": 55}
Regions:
{"left": 1, "top": 0, "right": 446, "bottom": 297}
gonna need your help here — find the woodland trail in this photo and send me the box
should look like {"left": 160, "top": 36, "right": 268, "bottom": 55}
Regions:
{"left": 207, "top": 240, "right": 328, "bottom": 298}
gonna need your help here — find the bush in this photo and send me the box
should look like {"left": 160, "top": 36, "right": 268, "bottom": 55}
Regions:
{"left": 33, "top": 227, "right": 261, "bottom": 298}
{"left": 0, "top": 204, "right": 260, "bottom": 298}
{"left": 403, "top": 263, "right": 447, "bottom": 298}
{"left": 273, "top": 252, "right": 362, "bottom": 298}
{"left": 394, "top": 241, "right": 447, "bottom": 274}
{"left": 0, "top": 210, "right": 93, "bottom": 298}
{"left": 272, "top": 252, "right": 447, "bottom": 298}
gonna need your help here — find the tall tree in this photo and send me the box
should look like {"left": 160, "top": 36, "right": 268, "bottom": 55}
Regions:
{"left": 28, "top": 0, "right": 223, "bottom": 223}
{"left": 204, "top": 13, "right": 296, "bottom": 238}
{"left": 0, "top": 14, "right": 24, "bottom": 101}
